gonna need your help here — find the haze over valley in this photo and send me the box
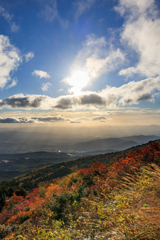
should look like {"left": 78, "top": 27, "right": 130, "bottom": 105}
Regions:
{"left": 0, "top": 124, "right": 160, "bottom": 182}
{"left": 0, "top": 125, "right": 160, "bottom": 154}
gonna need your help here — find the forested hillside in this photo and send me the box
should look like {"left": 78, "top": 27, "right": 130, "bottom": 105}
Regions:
{"left": 6, "top": 140, "right": 159, "bottom": 185}
{"left": 0, "top": 139, "right": 157, "bottom": 213}
{"left": 0, "top": 140, "right": 160, "bottom": 239}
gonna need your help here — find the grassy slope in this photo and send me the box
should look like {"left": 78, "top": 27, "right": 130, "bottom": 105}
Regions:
{"left": 0, "top": 141, "right": 160, "bottom": 239}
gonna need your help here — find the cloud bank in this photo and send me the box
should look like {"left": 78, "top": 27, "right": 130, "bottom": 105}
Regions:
{"left": 0, "top": 116, "right": 67, "bottom": 124}
{"left": 0, "top": 94, "right": 54, "bottom": 109}
{"left": 1, "top": 76, "right": 160, "bottom": 110}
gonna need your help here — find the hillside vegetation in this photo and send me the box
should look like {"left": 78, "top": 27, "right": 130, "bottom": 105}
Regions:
{"left": 1, "top": 136, "right": 158, "bottom": 183}
{"left": 0, "top": 141, "right": 160, "bottom": 239}
{"left": 8, "top": 140, "right": 158, "bottom": 184}
{"left": 0, "top": 152, "right": 75, "bottom": 183}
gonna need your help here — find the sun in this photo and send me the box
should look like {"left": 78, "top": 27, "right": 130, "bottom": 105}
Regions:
{"left": 67, "top": 70, "right": 89, "bottom": 95}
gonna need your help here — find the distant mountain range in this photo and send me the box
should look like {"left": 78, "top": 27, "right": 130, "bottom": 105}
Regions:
{"left": 71, "top": 135, "right": 159, "bottom": 153}
{"left": 0, "top": 127, "right": 160, "bottom": 154}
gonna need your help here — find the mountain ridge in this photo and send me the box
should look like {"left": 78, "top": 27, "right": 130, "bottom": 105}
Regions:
{"left": 71, "top": 135, "right": 159, "bottom": 152}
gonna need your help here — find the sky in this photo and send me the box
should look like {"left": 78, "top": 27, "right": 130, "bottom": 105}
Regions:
{"left": 0, "top": 0, "right": 160, "bottom": 132}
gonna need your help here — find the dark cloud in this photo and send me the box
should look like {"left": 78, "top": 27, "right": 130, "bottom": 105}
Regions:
{"left": 54, "top": 93, "right": 106, "bottom": 109}
{"left": 54, "top": 97, "right": 72, "bottom": 109}
{"left": 70, "top": 120, "right": 81, "bottom": 123}
{"left": 80, "top": 94, "right": 105, "bottom": 105}
{"left": 0, "top": 116, "right": 68, "bottom": 124}
{"left": 135, "top": 86, "right": 144, "bottom": 92}
{"left": 0, "top": 76, "right": 160, "bottom": 111}
{"left": 0, "top": 95, "right": 45, "bottom": 108}
{"left": 137, "top": 93, "right": 152, "bottom": 101}
{"left": 92, "top": 116, "right": 106, "bottom": 121}
{"left": 32, "top": 117, "right": 66, "bottom": 122}
{"left": 0, "top": 118, "right": 34, "bottom": 123}
{"left": 123, "top": 99, "right": 132, "bottom": 104}
{"left": 18, "top": 93, "right": 104, "bottom": 110}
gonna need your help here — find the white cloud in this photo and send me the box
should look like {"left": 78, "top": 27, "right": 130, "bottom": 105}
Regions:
{"left": 115, "top": 0, "right": 155, "bottom": 17}
{"left": 116, "top": 0, "right": 160, "bottom": 78}
{"left": 75, "top": 0, "right": 96, "bottom": 18}
{"left": 6, "top": 78, "right": 18, "bottom": 89}
{"left": 25, "top": 52, "right": 34, "bottom": 62}
{"left": 100, "top": 76, "right": 160, "bottom": 107}
{"left": 84, "top": 48, "right": 124, "bottom": 79}
{"left": 41, "top": 82, "right": 52, "bottom": 91}
{"left": 10, "top": 22, "right": 20, "bottom": 32}
{"left": 32, "top": 70, "right": 51, "bottom": 78}
{"left": 0, "top": 6, "right": 19, "bottom": 32}
{"left": 63, "top": 35, "right": 125, "bottom": 94}
{"left": 39, "top": 0, "right": 58, "bottom": 21}
{"left": 0, "top": 35, "right": 22, "bottom": 88}
{"left": 38, "top": 0, "right": 68, "bottom": 27}
{"left": 0, "top": 5, "right": 12, "bottom": 21}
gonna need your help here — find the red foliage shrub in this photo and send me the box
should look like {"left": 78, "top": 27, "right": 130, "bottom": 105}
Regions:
{"left": 1, "top": 141, "right": 160, "bottom": 226}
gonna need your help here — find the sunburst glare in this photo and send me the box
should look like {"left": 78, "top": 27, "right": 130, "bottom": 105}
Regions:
{"left": 66, "top": 70, "right": 90, "bottom": 95}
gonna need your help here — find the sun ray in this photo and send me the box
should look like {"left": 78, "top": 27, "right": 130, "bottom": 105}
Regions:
{"left": 66, "top": 70, "right": 90, "bottom": 95}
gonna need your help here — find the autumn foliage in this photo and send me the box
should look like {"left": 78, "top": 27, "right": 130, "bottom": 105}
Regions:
{"left": 0, "top": 141, "right": 160, "bottom": 239}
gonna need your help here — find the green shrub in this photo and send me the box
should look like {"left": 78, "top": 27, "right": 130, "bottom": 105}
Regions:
{"left": 49, "top": 184, "right": 86, "bottom": 221}
{"left": 20, "top": 214, "right": 29, "bottom": 223}
{"left": 15, "top": 188, "right": 27, "bottom": 197}
{"left": 82, "top": 175, "right": 94, "bottom": 187}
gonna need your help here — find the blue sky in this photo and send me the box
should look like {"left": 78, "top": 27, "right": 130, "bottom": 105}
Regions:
{"left": 0, "top": 0, "right": 160, "bottom": 128}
